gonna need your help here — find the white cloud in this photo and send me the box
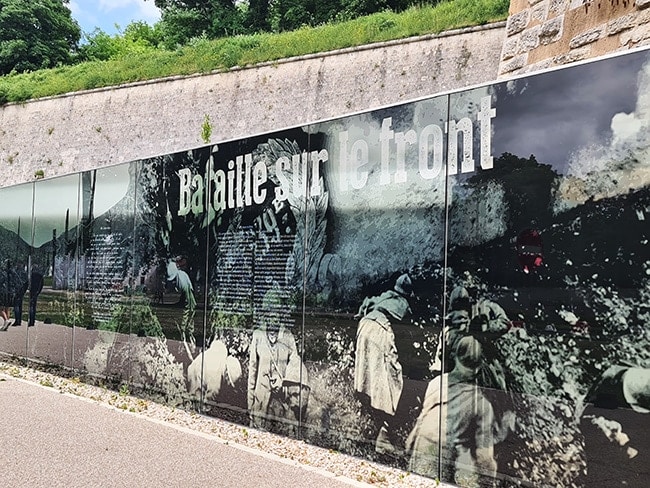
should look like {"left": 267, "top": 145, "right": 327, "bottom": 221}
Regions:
{"left": 138, "top": 0, "right": 162, "bottom": 22}
{"left": 555, "top": 59, "right": 650, "bottom": 210}
{"left": 71, "top": 0, "right": 160, "bottom": 34}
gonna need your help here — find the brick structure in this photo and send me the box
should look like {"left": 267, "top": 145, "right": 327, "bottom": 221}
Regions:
{"left": 499, "top": 0, "right": 650, "bottom": 77}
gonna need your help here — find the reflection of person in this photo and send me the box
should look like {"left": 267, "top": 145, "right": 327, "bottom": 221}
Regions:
{"left": 187, "top": 339, "right": 242, "bottom": 400}
{"left": 354, "top": 273, "right": 413, "bottom": 453}
{"left": 0, "top": 261, "right": 36, "bottom": 330}
{"left": 247, "top": 321, "right": 298, "bottom": 429}
{"left": 406, "top": 336, "right": 497, "bottom": 485}
{"left": 578, "top": 365, "right": 650, "bottom": 487}
{"left": 13, "top": 271, "right": 44, "bottom": 327}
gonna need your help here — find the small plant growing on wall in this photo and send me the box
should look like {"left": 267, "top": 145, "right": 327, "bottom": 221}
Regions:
{"left": 34, "top": 169, "right": 45, "bottom": 179}
{"left": 201, "top": 114, "right": 212, "bottom": 144}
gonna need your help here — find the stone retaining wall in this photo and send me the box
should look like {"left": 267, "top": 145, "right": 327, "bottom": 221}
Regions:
{"left": 0, "top": 24, "right": 505, "bottom": 189}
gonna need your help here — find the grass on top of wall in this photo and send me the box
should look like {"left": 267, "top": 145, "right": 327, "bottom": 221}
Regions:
{"left": 0, "top": 0, "right": 509, "bottom": 105}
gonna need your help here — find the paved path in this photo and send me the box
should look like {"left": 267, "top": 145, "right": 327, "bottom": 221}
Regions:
{"left": 0, "top": 375, "right": 367, "bottom": 488}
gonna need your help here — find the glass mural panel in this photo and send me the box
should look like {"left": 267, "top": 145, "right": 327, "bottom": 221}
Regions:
{"left": 27, "top": 174, "right": 79, "bottom": 368}
{"left": 300, "top": 97, "right": 450, "bottom": 465}
{"left": 0, "top": 182, "right": 33, "bottom": 357}
{"left": 72, "top": 163, "right": 135, "bottom": 382}
{"left": 199, "top": 129, "right": 310, "bottom": 428}
{"left": 437, "top": 49, "right": 650, "bottom": 488}
{"left": 129, "top": 151, "right": 208, "bottom": 407}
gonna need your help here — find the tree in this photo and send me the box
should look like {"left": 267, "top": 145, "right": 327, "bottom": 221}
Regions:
{"left": 150, "top": 0, "right": 243, "bottom": 46}
{"left": 0, "top": 0, "right": 80, "bottom": 75}
{"left": 245, "top": 0, "right": 270, "bottom": 32}
{"left": 78, "top": 21, "right": 163, "bottom": 62}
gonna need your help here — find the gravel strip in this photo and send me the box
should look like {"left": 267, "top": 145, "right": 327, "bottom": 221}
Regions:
{"left": 0, "top": 358, "right": 445, "bottom": 488}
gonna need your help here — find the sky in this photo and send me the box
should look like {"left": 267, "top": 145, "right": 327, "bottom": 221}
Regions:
{"left": 68, "top": 0, "right": 161, "bottom": 37}
{"left": 491, "top": 50, "right": 647, "bottom": 171}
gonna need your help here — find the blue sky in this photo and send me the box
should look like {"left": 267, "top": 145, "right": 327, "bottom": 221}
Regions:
{"left": 69, "top": 0, "right": 161, "bottom": 37}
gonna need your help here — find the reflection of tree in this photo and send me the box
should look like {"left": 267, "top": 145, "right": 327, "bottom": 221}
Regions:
{"left": 81, "top": 169, "right": 98, "bottom": 255}
{"left": 135, "top": 150, "right": 211, "bottom": 284}
{"left": 0, "top": 219, "right": 30, "bottom": 268}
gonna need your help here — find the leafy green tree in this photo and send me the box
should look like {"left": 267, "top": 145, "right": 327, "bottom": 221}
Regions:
{"left": 151, "top": 0, "right": 244, "bottom": 46}
{"left": 78, "top": 21, "right": 163, "bottom": 62}
{"left": 0, "top": 0, "right": 80, "bottom": 75}
{"left": 269, "top": 0, "right": 414, "bottom": 32}
{"left": 245, "top": 0, "right": 270, "bottom": 32}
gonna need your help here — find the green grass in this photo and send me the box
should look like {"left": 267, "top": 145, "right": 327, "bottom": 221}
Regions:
{"left": 0, "top": 1, "right": 508, "bottom": 105}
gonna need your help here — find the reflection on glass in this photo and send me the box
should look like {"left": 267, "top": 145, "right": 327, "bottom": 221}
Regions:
{"left": 439, "top": 50, "right": 650, "bottom": 488}
{"left": 0, "top": 184, "right": 33, "bottom": 357}
{"left": 27, "top": 174, "right": 79, "bottom": 367}
{"left": 201, "top": 132, "right": 311, "bottom": 426}
{"left": 73, "top": 164, "right": 134, "bottom": 380}
{"left": 297, "top": 97, "right": 449, "bottom": 461}
{"left": 128, "top": 151, "right": 209, "bottom": 407}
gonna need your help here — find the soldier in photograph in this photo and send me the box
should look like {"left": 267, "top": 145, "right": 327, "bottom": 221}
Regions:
{"left": 247, "top": 316, "right": 298, "bottom": 429}
{"left": 406, "top": 335, "right": 498, "bottom": 486}
{"left": 353, "top": 273, "right": 414, "bottom": 453}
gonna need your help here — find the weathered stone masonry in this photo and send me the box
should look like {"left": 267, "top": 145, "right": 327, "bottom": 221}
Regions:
{"left": 499, "top": 0, "right": 650, "bottom": 76}
{"left": 0, "top": 25, "right": 505, "bottom": 189}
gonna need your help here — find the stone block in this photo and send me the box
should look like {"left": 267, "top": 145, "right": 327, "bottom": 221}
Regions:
{"left": 501, "top": 37, "right": 520, "bottom": 60}
{"left": 569, "top": 26, "right": 605, "bottom": 48}
{"left": 608, "top": 14, "right": 636, "bottom": 36}
{"left": 520, "top": 25, "right": 541, "bottom": 51}
{"left": 532, "top": 2, "right": 550, "bottom": 22}
{"left": 620, "top": 23, "right": 650, "bottom": 45}
{"left": 540, "top": 15, "right": 564, "bottom": 44}
{"left": 639, "top": 8, "right": 650, "bottom": 25}
{"left": 550, "top": 0, "right": 570, "bottom": 15}
{"left": 636, "top": 0, "right": 650, "bottom": 9}
{"left": 500, "top": 54, "right": 528, "bottom": 73}
{"left": 554, "top": 47, "right": 590, "bottom": 65}
{"left": 507, "top": 10, "right": 531, "bottom": 36}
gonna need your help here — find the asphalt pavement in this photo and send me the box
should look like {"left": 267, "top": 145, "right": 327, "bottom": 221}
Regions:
{"left": 0, "top": 375, "right": 368, "bottom": 488}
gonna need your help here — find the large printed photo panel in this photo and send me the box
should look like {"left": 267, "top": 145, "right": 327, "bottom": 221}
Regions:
{"left": 26, "top": 174, "right": 80, "bottom": 368}
{"left": 200, "top": 129, "right": 312, "bottom": 427}
{"left": 72, "top": 163, "right": 136, "bottom": 382}
{"left": 127, "top": 152, "right": 209, "bottom": 407}
{"left": 433, "top": 49, "right": 650, "bottom": 488}
{"left": 0, "top": 182, "right": 33, "bottom": 356}
{"left": 298, "top": 96, "right": 454, "bottom": 464}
